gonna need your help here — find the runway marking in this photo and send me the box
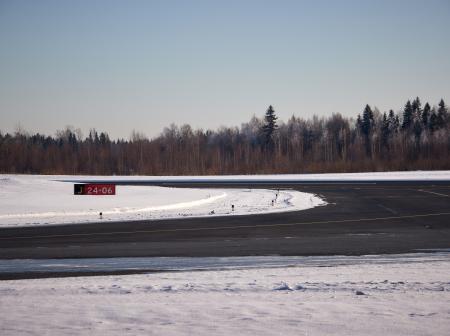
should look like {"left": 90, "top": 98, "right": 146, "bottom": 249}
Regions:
{"left": 333, "top": 196, "right": 445, "bottom": 199}
{"left": 417, "top": 189, "right": 449, "bottom": 197}
{"left": 376, "top": 204, "right": 398, "bottom": 215}
{"left": 1, "top": 212, "right": 450, "bottom": 241}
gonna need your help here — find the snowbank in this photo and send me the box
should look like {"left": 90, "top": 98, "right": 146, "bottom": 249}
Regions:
{"left": 61, "top": 170, "right": 450, "bottom": 183}
{"left": 0, "top": 175, "right": 325, "bottom": 227}
{"left": 1, "top": 253, "right": 449, "bottom": 335}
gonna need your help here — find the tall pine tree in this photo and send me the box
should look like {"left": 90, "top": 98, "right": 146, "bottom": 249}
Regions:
{"left": 361, "top": 104, "right": 374, "bottom": 136}
{"left": 422, "top": 102, "right": 431, "bottom": 128}
{"left": 412, "top": 97, "right": 423, "bottom": 143}
{"left": 412, "top": 97, "right": 422, "bottom": 116}
{"left": 437, "top": 99, "right": 447, "bottom": 129}
{"left": 402, "top": 100, "right": 413, "bottom": 130}
{"left": 429, "top": 108, "right": 438, "bottom": 132}
{"left": 388, "top": 109, "right": 399, "bottom": 133}
{"left": 381, "top": 112, "right": 390, "bottom": 150}
{"left": 261, "top": 105, "right": 278, "bottom": 150}
{"left": 361, "top": 104, "right": 374, "bottom": 155}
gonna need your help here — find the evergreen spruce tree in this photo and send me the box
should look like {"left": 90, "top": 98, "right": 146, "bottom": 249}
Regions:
{"left": 394, "top": 115, "right": 400, "bottom": 132}
{"left": 381, "top": 112, "right": 390, "bottom": 149}
{"left": 437, "top": 99, "right": 447, "bottom": 129}
{"left": 412, "top": 97, "right": 422, "bottom": 116}
{"left": 413, "top": 119, "right": 422, "bottom": 145}
{"left": 361, "top": 104, "right": 374, "bottom": 155}
{"left": 361, "top": 104, "right": 374, "bottom": 136}
{"left": 429, "top": 108, "right": 438, "bottom": 132}
{"left": 395, "top": 115, "right": 400, "bottom": 133}
{"left": 388, "top": 109, "right": 398, "bottom": 133}
{"left": 411, "top": 97, "right": 423, "bottom": 143}
{"left": 402, "top": 100, "right": 413, "bottom": 130}
{"left": 261, "top": 105, "right": 278, "bottom": 149}
{"left": 422, "top": 102, "right": 431, "bottom": 128}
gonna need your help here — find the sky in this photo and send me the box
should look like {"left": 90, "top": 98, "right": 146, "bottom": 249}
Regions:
{"left": 1, "top": 0, "right": 449, "bottom": 139}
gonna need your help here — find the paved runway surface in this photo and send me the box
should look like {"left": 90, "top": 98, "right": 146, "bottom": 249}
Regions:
{"left": 1, "top": 182, "right": 449, "bottom": 263}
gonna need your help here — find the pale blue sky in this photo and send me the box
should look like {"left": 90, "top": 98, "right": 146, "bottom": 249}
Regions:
{"left": 1, "top": 0, "right": 449, "bottom": 139}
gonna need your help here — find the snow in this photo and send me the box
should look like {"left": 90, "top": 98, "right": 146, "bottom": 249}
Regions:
{"left": 0, "top": 175, "right": 326, "bottom": 227}
{"left": 1, "top": 253, "right": 449, "bottom": 335}
{"left": 61, "top": 170, "right": 450, "bottom": 183}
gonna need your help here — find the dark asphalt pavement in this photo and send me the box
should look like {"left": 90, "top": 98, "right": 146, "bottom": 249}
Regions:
{"left": 1, "top": 182, "right": 449, "bottom": 261}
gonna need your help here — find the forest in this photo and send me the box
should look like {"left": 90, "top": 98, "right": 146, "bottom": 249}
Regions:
{"left": 1, "top": 98, "right": 449, "bottom": 175}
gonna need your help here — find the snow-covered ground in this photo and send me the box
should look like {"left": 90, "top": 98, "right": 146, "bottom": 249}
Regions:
{"left": 0, "top": 175, "right": 325, "bottom": 227}
{"left": 1, "top": 253, "right": 449, "bottom": 336}
{"left": 62, "top": 169, "right": 450, "bottom": 183}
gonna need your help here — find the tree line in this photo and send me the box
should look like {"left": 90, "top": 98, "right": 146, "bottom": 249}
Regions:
{"left": 1, "top": 98, "right": 449, "bottom": 175}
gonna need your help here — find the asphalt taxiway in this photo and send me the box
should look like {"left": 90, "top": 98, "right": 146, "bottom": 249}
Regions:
{"left": 1, "top": 182, "right": 449, "bottom": 261}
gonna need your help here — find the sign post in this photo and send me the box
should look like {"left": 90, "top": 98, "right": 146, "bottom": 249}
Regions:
{"left": 74, "top": 184, "right": 116, "bottom": 195}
